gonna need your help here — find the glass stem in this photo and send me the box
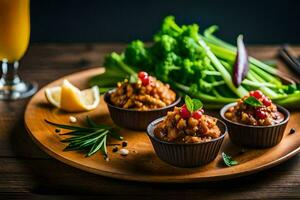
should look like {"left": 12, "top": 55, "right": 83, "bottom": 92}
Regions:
{"left": 0, "top": 60, "right": 20, "bottom": 86}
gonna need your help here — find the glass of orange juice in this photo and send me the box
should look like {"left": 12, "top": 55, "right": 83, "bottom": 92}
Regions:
{"left": 0, "top": 0, "right": 37, "bottom": 100}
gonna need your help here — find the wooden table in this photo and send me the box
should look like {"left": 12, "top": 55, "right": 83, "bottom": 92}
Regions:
{"left": 0, "top": 44, "right": 299, "bottom": 199}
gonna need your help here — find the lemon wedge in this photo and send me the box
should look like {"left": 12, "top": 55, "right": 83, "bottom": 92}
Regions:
{"left": 45, "top": 80, "right": 100, "bottom": 112}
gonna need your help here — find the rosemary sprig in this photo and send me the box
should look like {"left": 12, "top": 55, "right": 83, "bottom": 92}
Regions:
{"left": 45, "top": 116, "right": 123, "bottom": 157}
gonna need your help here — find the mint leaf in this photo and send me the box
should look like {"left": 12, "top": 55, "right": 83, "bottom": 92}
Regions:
{"left": 244, "top": 96, "right": 263, "bottom": 107}
{"left": 222, "top": 152, "right": 239, "bottom": 167}
{"left": 185, "top": 95, "right": 204, "bottom": 112}
{"left": 192, "top": 99, "right": 203, "bottom": 111}
{"left": 185, "top": 95, "right": 194, "bottom": 112}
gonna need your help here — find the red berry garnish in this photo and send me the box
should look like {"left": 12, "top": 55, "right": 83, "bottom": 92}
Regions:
{"left": 180, "top": 107, "right": 190, "bottom": 119}
{"left": 192, "top": 110, "right": 202, "bottom": 119}
{"left": 141, "top": 76, "right": 150, "bottom": 86}
{"left": 250, "top": 90, "right": 263, "bottom": 99}
{"left": 138, "top": 71, "right": 148, "bottom": 79}
{"left": 255, "top": 109, "right": 267, "bottom": 119}
{"left": 262, "top": 97, "right": 272, "bottom": 107}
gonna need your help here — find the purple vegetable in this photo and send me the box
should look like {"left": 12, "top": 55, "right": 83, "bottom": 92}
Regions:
{"left": 233, "top": 35, "right": 249, "bottom": 87}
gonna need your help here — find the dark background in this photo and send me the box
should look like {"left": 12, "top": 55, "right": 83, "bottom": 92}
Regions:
{"left": 30, "top": 0, "right": 300, "bottom": 44}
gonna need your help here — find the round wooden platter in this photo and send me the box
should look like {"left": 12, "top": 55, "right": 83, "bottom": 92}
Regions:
{"left": 25, "top": 68, "right": 300, "bottom": 183}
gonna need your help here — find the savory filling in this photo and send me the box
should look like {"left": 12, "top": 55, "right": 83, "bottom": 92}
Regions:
{"left": 109, "top": 71, "right": 176, "bottom": 110}
{"left": 154, "top": 97, "right": 221, "bottom": 143}
{"left": 225, "top": 90, "right": 284, "bottom": 126}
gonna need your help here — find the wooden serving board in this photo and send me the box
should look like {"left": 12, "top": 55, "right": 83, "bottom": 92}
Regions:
{"left": 24, "top": 68, "right": 300, "bottom": 183}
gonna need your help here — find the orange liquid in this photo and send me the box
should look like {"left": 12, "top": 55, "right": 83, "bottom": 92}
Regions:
{"left": 0, "top": 0, "right": 30, "bottom": 62}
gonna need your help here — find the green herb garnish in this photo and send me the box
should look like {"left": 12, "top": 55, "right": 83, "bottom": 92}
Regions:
{"left": 185, "top": 95, "right": 203, "bottom": 112}
{"left": 222, "top": 152, "right": 239, "bottom": 167}
{"left": 45, "top": 117, "right": 123, "bottom": 157}
{"left": 129, "top": 74, "right": 138, "bottom": 83}
{"left": 244, "top": 96, "right": 263, "bottom": 107}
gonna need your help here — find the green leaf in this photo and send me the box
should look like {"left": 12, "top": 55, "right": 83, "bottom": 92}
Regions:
{"left": 86, "top": 136, "right": 105, "bottom": 157}
{"left": 129, "top": 74, "right": 138, "bottom": 83}
{"left": 45, "top": 119, "right": 90, "bottom": 131}
{"left": 184, "top": 95, "right": 203, "bottom": 112}
{"left": 86, "top": 116, "right": 98, "bottom": 127}
{"left": 100, "top": 135, "right": 108, "bottom": 156}
{"left": 222, "top": 152, "right": 239, "bottom": 167}
{"left": 59, "top": 130, "right": 90, "bottom": 136}
{"left": 63, "top": 139, "right": 95, "bottom": 151}
{"left": 60, "top": 129, "right": 106, "bottom": 143}
{"left": 47, "top": 117, "right": 124, "bottom": 158}
{"left": 109, "top": 130, "right": 124, "bottom": 141}
{"left": 86, "top": 116, "right": 112, "bottom": 129}
{"left": 244, "top": 96, "right": 263, "bottom": 107}
{"left": 192, "top": 99, "right": 203, "bottom": 111}
{"left": 185, "top": 95, "right": 194, "bottom": 112}
{"left": 61, "top": 132, "right": 104, "bottom": 147}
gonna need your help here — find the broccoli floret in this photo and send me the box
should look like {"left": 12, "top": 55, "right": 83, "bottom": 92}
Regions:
{"left": 155, "top": 52, "right": 180, "bottom": 82}
{"left": 181, "top": 24, "right": 200, "bottom": 41}
{"left": 153, "top": 34, "right": 178, "bottom": 57}
{"left": 154, "top": 16, "right": 182, "bottom": 39}
{"left": 182, "top": 59, "right": 194, "bottom": 74}
{"left": 180, "top": 36, "right": 205, "bottom": 60}
{"left": 180, "top": 59, "right": 207, "bottom": 84}
{"left": 124, "top": 40, "right": 149, "bottom": 68}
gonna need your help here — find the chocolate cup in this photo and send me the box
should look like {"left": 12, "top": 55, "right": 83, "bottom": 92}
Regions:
{"left": 220, "top": 102, "right": 290, "bottom": 148}
{"left": 104, "top": 89, "right": 181, "bottom": 131}
{"left": 146, "top": 117, "right": 227, "bottom": 168}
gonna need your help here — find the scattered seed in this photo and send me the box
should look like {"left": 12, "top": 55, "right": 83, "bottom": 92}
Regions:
{"left": 55, "top": 128, "right": 61, "bottom": 133}
{"left": 112, "top": 146, "right": 118, "bottom": 153}
{"left": 104, "top": 156, "right": 109, "bottom": 162}
{"left": 119, "top": 148, "right": 129, "bottom": 156}
{"left": 132, "top": 150, "right": 138, "bottom": 154}
{"left": 122, "top": 141, "right": 128, "bottom": 147}
{"left": 289, "top": 128, "right": 296, "bottom": 134}
{"left": 69, "top": 116, "right": 77, "bottom": 123}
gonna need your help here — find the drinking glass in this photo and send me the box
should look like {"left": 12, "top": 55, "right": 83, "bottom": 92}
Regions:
{"left": 0, "top": 0, "right": 37, "bottom": 100}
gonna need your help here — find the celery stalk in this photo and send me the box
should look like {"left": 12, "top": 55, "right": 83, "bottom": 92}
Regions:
{"left": 198, "top": 39, "right": 248, "bottom": 97}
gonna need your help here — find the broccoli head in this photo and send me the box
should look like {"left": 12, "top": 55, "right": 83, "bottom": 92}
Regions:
{"left": 124, "top": 40, "right": 149, "bottom": 68}
{"left": 181, "top": 24, "right": 200, "bottom": 41}
{"left": 152, "top": 34, "right": 178, "bottom": 58}
{"left": 180, "top": 36, "right": 205, "bottom": 60}
{"left": 155, "top": 52, "right": 180, "bottom": 82}
{"left": 155, "top": 16, "right": 182, "bottom": 39}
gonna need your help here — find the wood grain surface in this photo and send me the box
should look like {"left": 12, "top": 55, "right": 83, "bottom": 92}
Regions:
{"left": 24, "top": 68, "right": 300, "bottom": 183}
{"left": 1, "top": 44, "right": 300, "bottom": 199}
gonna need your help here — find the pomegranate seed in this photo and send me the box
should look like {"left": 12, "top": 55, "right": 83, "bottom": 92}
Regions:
{"left": 200, "top": 108, "right": 204, "bottom": 113}
{"left": 138, "top": 71, "right": 148, "bottom": 79}
{"left": 250, "top": 90, "right": 263, "bottom": 99}
{"left": 255, "top": 109, "right": 267, "bottom": 119}
{"left": 192, "top": 111, "right": 202, "bottom": 119}
{"left": 141, "top": 76, "right": 150, "bottom": 86}
{"left": 262, "top": 97, "right": 272, "bottom": 107}
{"left": 180, "top": 107, "right": 190, "bottom": 119}
{"left": 181, "top": 104, "right": 187, "bottom": 109}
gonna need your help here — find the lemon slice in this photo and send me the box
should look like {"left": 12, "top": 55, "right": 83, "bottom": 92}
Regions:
{"left": 45, "top": 86, "right": 61, "bottom": 108}
{"left": 45, "top": 80, "right": 100, "bottom": 112}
